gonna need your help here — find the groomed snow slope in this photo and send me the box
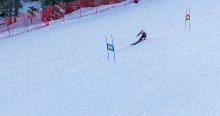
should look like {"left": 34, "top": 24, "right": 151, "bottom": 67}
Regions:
{"left": 1, "top": 0, "right": 220, "bottom": 115}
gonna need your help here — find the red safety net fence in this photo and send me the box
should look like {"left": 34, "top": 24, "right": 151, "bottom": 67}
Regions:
{"left": 0, "top": 0, "right": 136, "bottom": 39}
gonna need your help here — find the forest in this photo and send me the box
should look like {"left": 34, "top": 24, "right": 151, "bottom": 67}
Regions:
{"left": 0, "top": 0, "right": 77, "bottom": 18}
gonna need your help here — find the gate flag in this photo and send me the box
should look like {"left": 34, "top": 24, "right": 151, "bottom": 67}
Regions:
{"left": 107, "top": 43, "right": 114, "bottom": 51}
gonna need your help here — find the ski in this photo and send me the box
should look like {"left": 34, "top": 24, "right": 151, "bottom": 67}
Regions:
{"left": 131, "top": 39, "right": 146, "bottom": 45}
{"left": 131, "top": 41, "right": 139, "bottom": 45}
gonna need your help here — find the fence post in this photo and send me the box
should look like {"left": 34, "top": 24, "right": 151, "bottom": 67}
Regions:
{"left": 61, "top": 2, "right": 64, "bottom": 22}
{"left": 44, "top": 5, "right": 47, "bottom": 24}
{"left": 5, "top": 16, "right": 10, "bottom": 37}
{"left": 26, "top": 12, "right": 28, "bottom": 32}
{"left": 45, "top": 5, "right": 49, "bottom": 25}
{"left": 48, "top": 6, "right": 50, "bottom": 25}
{"left": 79, "top": 0, "right": 81, "bottom": 17}
{"left": 39, "top": 7, "right": 43, "bottom": 21}
{"left": 22, "top": 11, "right": 26, "bottom": 27}
{"left": 112, "top": 0, "right": 114, "bottom": 8}
{"left": 8, "top": 17, "right": 10, "bottom": 37}
{"left": 95, "top": 0, "right": 97, "bottom": 14}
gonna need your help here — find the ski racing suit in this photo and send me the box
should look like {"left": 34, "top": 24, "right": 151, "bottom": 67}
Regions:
{"left": 137, "top": 31, "right": 147, "bottom": 42}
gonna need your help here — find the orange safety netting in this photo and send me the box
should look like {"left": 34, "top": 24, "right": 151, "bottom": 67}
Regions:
{"left": 0, "top": 0, "right": 135, "bottom": 39}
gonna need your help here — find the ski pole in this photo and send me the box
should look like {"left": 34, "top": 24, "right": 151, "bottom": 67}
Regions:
{"left": 135, "top": 36, "right": 137, "bottom": 42}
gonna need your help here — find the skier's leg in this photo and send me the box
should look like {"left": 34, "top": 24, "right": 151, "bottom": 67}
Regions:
{"left": 140, "top": 37, "right": 143, "bottom": 41}
{"left": 138, "top": 37, "right": 143, "bottom": 42}
{"left": 141, "top": 36, "right": 146, "bottom": 41}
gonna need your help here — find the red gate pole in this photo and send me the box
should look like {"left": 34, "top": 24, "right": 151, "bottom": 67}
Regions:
{"left": 26, "top": 12, "right": 28, "bottom": 32}
{"left": 189, "top": 7, "right": 190, "bottom": 30}
{"left": 95, "top": 0, "right": 97, "bottom": 14}
{"left": 185, "top": 7, "right": 187, "bottom": 29}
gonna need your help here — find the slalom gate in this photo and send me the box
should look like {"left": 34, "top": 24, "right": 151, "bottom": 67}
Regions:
{"left": 185, "top": 7, "right": 190, "bottom": 30}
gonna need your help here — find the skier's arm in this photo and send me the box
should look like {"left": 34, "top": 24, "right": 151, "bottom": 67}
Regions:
{"left": 137, "top": 32, "right": 141, "bottom": 36}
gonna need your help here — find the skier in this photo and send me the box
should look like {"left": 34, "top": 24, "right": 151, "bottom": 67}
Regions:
{"left": 137, "top": 30, "right": 147, "bottom": 42}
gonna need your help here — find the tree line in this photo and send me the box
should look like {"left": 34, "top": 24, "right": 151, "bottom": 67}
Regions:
{"left": 0, "top": 0, "right": 76, "bottom": 18}
{"left": 0, "top": 0, "right": 125, "bottom": 19}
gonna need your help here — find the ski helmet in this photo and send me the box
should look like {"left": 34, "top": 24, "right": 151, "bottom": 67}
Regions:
{"left": 141, "top": 30, "right": 144, "bottom": 33}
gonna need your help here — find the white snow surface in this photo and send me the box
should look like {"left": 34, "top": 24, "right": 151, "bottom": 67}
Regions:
{"left": 1, "top": 0, "right": 220, "bottom": 115}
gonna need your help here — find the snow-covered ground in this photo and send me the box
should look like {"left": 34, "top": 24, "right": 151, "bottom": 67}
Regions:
{"left": 1, "top": 0, "right": 220, "bottom": 115}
